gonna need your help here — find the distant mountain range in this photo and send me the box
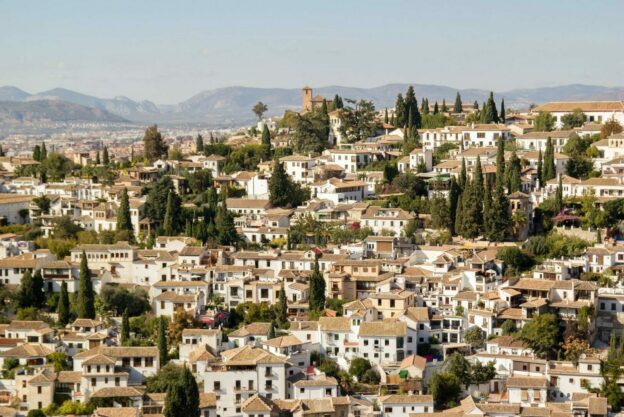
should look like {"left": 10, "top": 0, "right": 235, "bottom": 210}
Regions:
{"left": 0, "top": 99, "right": 127, "bottom": 125}
{"left": 1, "top": 83, "right": 623, "bottom": 128}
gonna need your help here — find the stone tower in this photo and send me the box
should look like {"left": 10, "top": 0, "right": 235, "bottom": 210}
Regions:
{"left": 302, "top": 86, "right": 313, "bottom": 112}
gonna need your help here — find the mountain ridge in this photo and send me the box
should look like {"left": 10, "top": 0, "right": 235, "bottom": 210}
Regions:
{"left": 1, "top": 83, "right": 623, "bottom": 127}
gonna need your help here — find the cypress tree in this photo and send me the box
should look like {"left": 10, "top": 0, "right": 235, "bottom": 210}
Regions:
{"left": 308, "top": 258, "right": 325, "bottom": 312}
{"left": 543, "top": 137, "right": 556, "bottom": 182}
{"left": 422, "top": 98, "right": 430, "bottom": 115}
{"left": 441, "top": 99, "right": 448, "bottom": 113}
{"left": 77, "top": 252, "right": 95, "bottom": 319}
{"left": 384, "top": 108, "right": 389, "bottom": 124}
{"left": 404, "top": 86, "right": 421, "bottom": 128}
{"left": 484, "top": 92, "right": 498, "bottom": 123}
{"left": 268, "top": 321, "right": 277, "bottom": 339}
{"left": 459, "top": 158, "right": 467, "bottom": 190}
{"left": 117, "top": 187, "right": 134, "bottom": 240}
{"left": 269, "top": 160, "right": 293, "bottom": 207}
{"left": 394, "top": 94, "right": 406, "bottom": 128}
{"left": 158, "top": 316, "right": 168, "bottom": 367}
{"left": 500, "top": 98, "right": 506, "bottom": 123}
{"left": 261, "top": 124, "right": 271, "bottom": 159}
{"left": 164, "top": 376, "right": 185, "bottom": 417}
{"left": 487, "top": 137, "right": 510, "bottom": 241}
{"left": 162, "top": 191, "right": 176, "bottom": 236}
{"left": 473, "top": 101, "right": 479, "bottom": 110}
{"left": 17, "top": 270, "right": 33, "bottom": 308}
{"left": 33, "top": 145, "right": 41, "bottom": 161}
{"left": 556, "top": 176, "right": 563, "bottom": 213}
{"left": 454, "top": 192, "right": 464, "bottom": 237}
{"left": 95, "top": 151, "right": 101, "bottom": 165}
{"left": 57, "top": 281, "right": 70, "bottom": 326}
{"left": 277, "top": 284, "right": 288, "bottom": 326}
{"left": 461, "top": 181, "right": 481, "bottom": 239}
{"left": 333, "top": 95, "right": 343, "bottom": 110}
{"left": 390, "top": 114, "right": 396, "bottom": 126}
{"left": 448, "top": 177, "right": 461, "bottom": 235}
{"left": 41, "top": 142, "right": 47, "bottom": 160}
{"left": 537, "top": 149, "right": 543, "bottom": 188}
{"left": 120, "top": 309, "right": 130, "bottom": 345}
{"left": 195, "top": 134, "right": 204, "bottom": 153}
{"left": 453, "top": 92, "right": 463, "bottom": 113}
{"left": 215, "top": 201, "right": 238, "bottom": 246}
{"left": 474, "top": 156, "right": 484, "bottom": 200}
{"left": 31, "top": 269, "right": 45, "bottom": 308}
{"left": 180, "top": 367, "right": 200, "bottom": 417}
{"left": 433, "top": 101, "right": 439, "bottom": 114}
{"left": 483, "top": 184, "right": 493, "bottom": 237}
{"left": 143, "top": 125, "right": 167, "bottom": 162}
{"left": 507, "top": 152, "right": 522, "bottom": 193}
{"left": 102, "top": 146, "right": 110, "bottom": 165}
{"left": 0, "top": 145, "right": 5, "bottom": 157}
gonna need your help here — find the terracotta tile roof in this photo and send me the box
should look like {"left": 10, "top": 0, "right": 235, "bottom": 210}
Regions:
{"left": 379, "top": 394, "right": 433, "bottom": 404}
{"left": 229, "top": 322, "right": 272, "bottom": 337}
{"left": 532, "top": 101, "right": 624, "bottom": 113}
{"left": 359, "top": 321, "right": 406, "bottom": 337}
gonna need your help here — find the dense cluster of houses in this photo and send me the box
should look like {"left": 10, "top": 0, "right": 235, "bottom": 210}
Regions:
{"left": 0, "top": 98, "right": 624, "bottom": 417}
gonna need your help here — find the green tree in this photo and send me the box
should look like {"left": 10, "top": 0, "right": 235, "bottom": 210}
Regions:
{"left": 486, "top": 137, "right": 510, "bottom": 241}
{"left": 441, "top": 99, "right": 448, "bottom": 113}
{"left": 338, "top": 99, "right": 377, "bottom": 142}
{"left": 561, "top": 109, "right": 586, "bottom": 129}
{"left": 501, "top": 320, "right": 517, "bottom": 335}
{"left": 120, "top": 309, "right": 130, "bottom": 345}
{"left": 453, "top": 92, "right": 462, "bottom": 113}
{"left": 162, "top": 191, "right": 177, "bottom": 236}
{"left": 158, "top": 316, "right": 168, "bottom": 367}
{"left": 57, "top": 281, "right": 71, "bottom": 326}
{"left": 533, "top": 111, "right": 555, "bottom": 131}
{"left": 215, "top": 201, "right": 239, "bottom": 246}
{"left": 464, "top": 326, "right": 485, "bottom": 349}
{"left": 333, "top": 95, "right": 343, "bottom": 109}
{"left": 277, "top": 284, "right": 288, "bottom": 327}
{"left": 506, "top": 151, "right": 521, "bottom": 193}
{"left": 536, "top": 149, "right": 543, "bottom": 187}
{"left": 195, "top": 134, "right": 204, "bottom": 153}
{"left": 308, "top": 258, "right": 325, "bottom": 312}
{"left": 394, "top": 94, "right": 406, "bottom": 128}
{"left": 261, "top": 124, "right": 272, "bottom": 159}
{"left": 499, "top": 98, "right": 505, "bottom": 123}
{"left": 482, "top": 92, "right": 498, "bottom": 123}
{"left": 102, "top": 146, "right": 110, "bottom": 165}
{"left": 116, "top": 187, "right": 134, "bottom": 241}
{"left": 143, "top": 125, "right": 168, "bottom": 162}
{"left": 448, "top": 177, "right": 461, "bottom": 235}
{"left": 519, "top": 313, "right": 560, "bottom": 359}
{"left": 41, "top": 142, "right": 47, "bottom": 160}
{"left": 430, "top": 194, "right": 451, "bottom": 230}
{"left": 428, "top": 372, "right": 462, "bottom": 409}
{"left": 33, "top": 145, "right": 42, "bottom": 161}
{"left": 600, "top": 119, "right": 623, "bottom": 139}
{"left": 18, "top": 270, "right": 45, "bottom": 309}
{"left": 542, "top": 137, "right": 556, "bottom": 182}
{"left": 445, "top": 353, "right": 471, "bottom": 388}
{"left": 404, "top": 86, "right": 421, "bottom": 128}
{"left": 77, "top": 252, "right": 95, "bottom": 319}
{"left": 252, "top": 101, "right": 268, "bottom": 120}
{"left": 349, "top": 357, "right": 372, "bottom": 380}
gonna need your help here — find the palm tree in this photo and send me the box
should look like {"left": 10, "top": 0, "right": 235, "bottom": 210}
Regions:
{"left": 511, "top": 211, "right": 528, "bottom": 239}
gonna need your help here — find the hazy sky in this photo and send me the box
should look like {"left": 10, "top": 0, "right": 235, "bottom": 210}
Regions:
{"left": 2, "top": 0, "right": 623, "bottom": 103}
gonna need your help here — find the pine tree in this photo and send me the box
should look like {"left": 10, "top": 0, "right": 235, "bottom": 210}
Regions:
{"left": 195, "top": 134, "right": 204, "bottom": 154}
{"left": 308, "top": 258, "right": 325, "bottom": 312}
{"left": 116, "top": 188, "right": 134, "bottom": 241}
{"left": 33, "top": 145, "right": 41, "bottom": 161}
{"left": 277, "top": 284, "right": 288, "bottom": 326}
{"left": 120, "top": 309, "right": 130, "bottom": 346}
{"left": 500, "top": 98, "right": 506, "bottom": 123}
{"left": 77, "top": 252, "right": 95, "bottom": 319}
{"left": 384, "top": 108, "right": 389, "bottom": 124}
{"left": 394, "top": 94, "right": 406, "bottom": 128}
{"left": 158, "top": 316, "right": 168, "bottom": 367}
{"left": 537, "top": 149, "right": 543, "bottom": 188}
{"left": 102, "top": 146, "right": 110, "bottom": 165}
{"left": 41, "top": 142, "right": 47, "bottom": 160}
{"left": 57, "top": 281, "right": 70, "bottom": 326}
{"left": 507, "top": 152, "right": 522, "bottom": 193}
{"left": 543, "top": 137, "right": 556, "bottom": 182}
{"left": 453, "top": 92, "right": 463, "bottom": 113}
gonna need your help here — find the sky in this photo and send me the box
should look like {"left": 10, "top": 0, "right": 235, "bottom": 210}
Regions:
{"left": 1, "top": 0, "right": 623, "bottom": 104}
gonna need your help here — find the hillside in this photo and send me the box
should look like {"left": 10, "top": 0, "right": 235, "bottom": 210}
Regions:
{"left": 0, "top": 100, "right": 128, "bottom": 125}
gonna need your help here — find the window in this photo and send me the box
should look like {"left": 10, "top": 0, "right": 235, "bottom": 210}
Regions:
{"left": 91, "top": 378, "right": 96, "bottom": 387}
{"left": 214, "top": 381, "right": 221, "bottom": 391}
{"left": 145, "top": 357, "right": 154, "bottom": 367}
{"left": 37, "top": 387, "right": 42, "bottom": 394}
